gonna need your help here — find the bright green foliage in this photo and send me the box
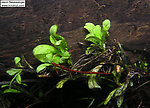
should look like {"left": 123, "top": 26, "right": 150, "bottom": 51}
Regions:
{"left": 36, "top": 63, "right": 51, "bottom": 73}
{"left": 14, "top": 57, "right": 23, "bottom": 68}
{"left": 6, "top": 68, "right": 22, "bottom": 76}
{"left": 6, "top": 68, "right": 22, "bottom": 88}
{"left": 33, "top": 45, "right": 57, "bottom": 63}
{"left": 1, "top": 57, "right": 25, "bottom": 94}
{"left": 84, "top": 19, "right": 110, "bottom": 54}
{"left": 33, "top": 25, "right": 72, "bottom": 73}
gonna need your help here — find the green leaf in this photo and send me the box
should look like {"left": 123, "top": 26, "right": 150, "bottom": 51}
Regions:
{"left": 55, "top": 40, "right": 62, "bottom": 45}
{"left": 88, "top": 78, "right": 101, "bottom": 89}
{"left": 117, "top": 96, "right": 124, "bottom": 108}
{"left": 56, "top": 78, "right": 70, "bottom": 88}
{"left": 14, "top": 57, "right": 23, "bottom": 68}
{"left": 53, "top": 56, "right": 61, "bottom": 64}
{"left": 36, "top": 63, "right": 51, "bottom": 73}
{"left": 85, "top": 36, "right": 101, "bottom": 45}
{"left": 50, "top": 34, "right": 64, "bottom": 45}
{"left": 93, "top": 25, "right": 102, "bottom": 38}
{"left": 1, "top": 84, "right": 9, "bottom": 88}
{"left": 102, "top": 19, "right": 110, "bottom": 31}
{"left": 3, "top": 89, "right": 21, "bottom": 93}
{"left": 46, "top": 53, "right": 53, "bottom": 63}
{"left": 84, "top": 23, "right": 96, "bottom": 32}
{"left": 16, "top": 74, "right": 21, "bottom": 84}
{"left": 14, "top": 57, "right": 21, "bottom": 64}
{"left": 6, "top": 68, "right": 22, "bottom": 76}
{"left": 62, "top": 51, "right": 71, "bottom": 58}
{"left": 33, "top": 45, "right": 57, "bottom": 62}
{"left": 50, "top": 25, "right": 58, "bottom": 35}
{"left": 104, "top": 89, "right": 117, "bottom": 105}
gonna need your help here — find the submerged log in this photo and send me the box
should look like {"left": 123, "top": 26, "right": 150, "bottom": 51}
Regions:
{"left": 0, "top": 0, "right": 150, "bottom": 72}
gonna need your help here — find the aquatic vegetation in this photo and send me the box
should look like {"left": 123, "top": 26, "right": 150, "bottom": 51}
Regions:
{"left": 1, "top": 57, "right": 24, "bottom": 93}
{"left": 84, "top": 19, "right": 110, "bottom": 54}
{"left": 33, "top": 25, "right": 72, "bottom": 73}
{"left": 1, "top": 19, "right": 150, "bottom": 108}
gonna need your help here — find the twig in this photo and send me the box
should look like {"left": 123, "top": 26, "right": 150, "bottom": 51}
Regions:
{"left": 52, "top": 63, "right": 112, "bottom": 75}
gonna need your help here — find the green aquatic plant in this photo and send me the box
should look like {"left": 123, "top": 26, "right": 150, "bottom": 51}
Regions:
{"left": 1, "top": 19, "right": 148, "bottom": 108}
{"left": 1, "top": 57, "right": 25, "bottom": 93}
{"left": 84, "top": 19, "right": 110, "bottom": 54}
{"left": 33, "top": 25, "right": 72, "bottom": 73}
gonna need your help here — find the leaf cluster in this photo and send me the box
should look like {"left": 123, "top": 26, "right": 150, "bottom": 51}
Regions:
{"left": 33, "top": 25, "right": 72, "bottom": 73}
{"left": 1, "top": 57, "right": 25, "bottom": 93}
{"left": 84, "top": 19, "right": 110, "bottom": 54}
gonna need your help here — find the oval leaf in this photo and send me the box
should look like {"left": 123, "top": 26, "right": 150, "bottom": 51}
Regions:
{"left": 6, "top": 68, "right": 22, "bottom": 76}
{"left": 33, "top": 45, "right": 57, "bottom": 62}
{"left": 14, "top": 57, "right": 21, "bottom": 65}
{"left": 84, "top": 23, "right": 96, "bottom": 32}
{"left": 4, "top": 89, "right": 21, "bottom": 93}
{"left": 36, "top": 63, "right": 51, "bottom": 73}
{"left": 50, "top": 25, "right": 58, "bottom": 35}
{"left": 16, "top": 74, "right": 21, "bottom": 84}
{"left": 102, "top": 19, "right": 110, "bottom": 31}
{"left": 104, "top": 89, "right": 117, "bottom": 105}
